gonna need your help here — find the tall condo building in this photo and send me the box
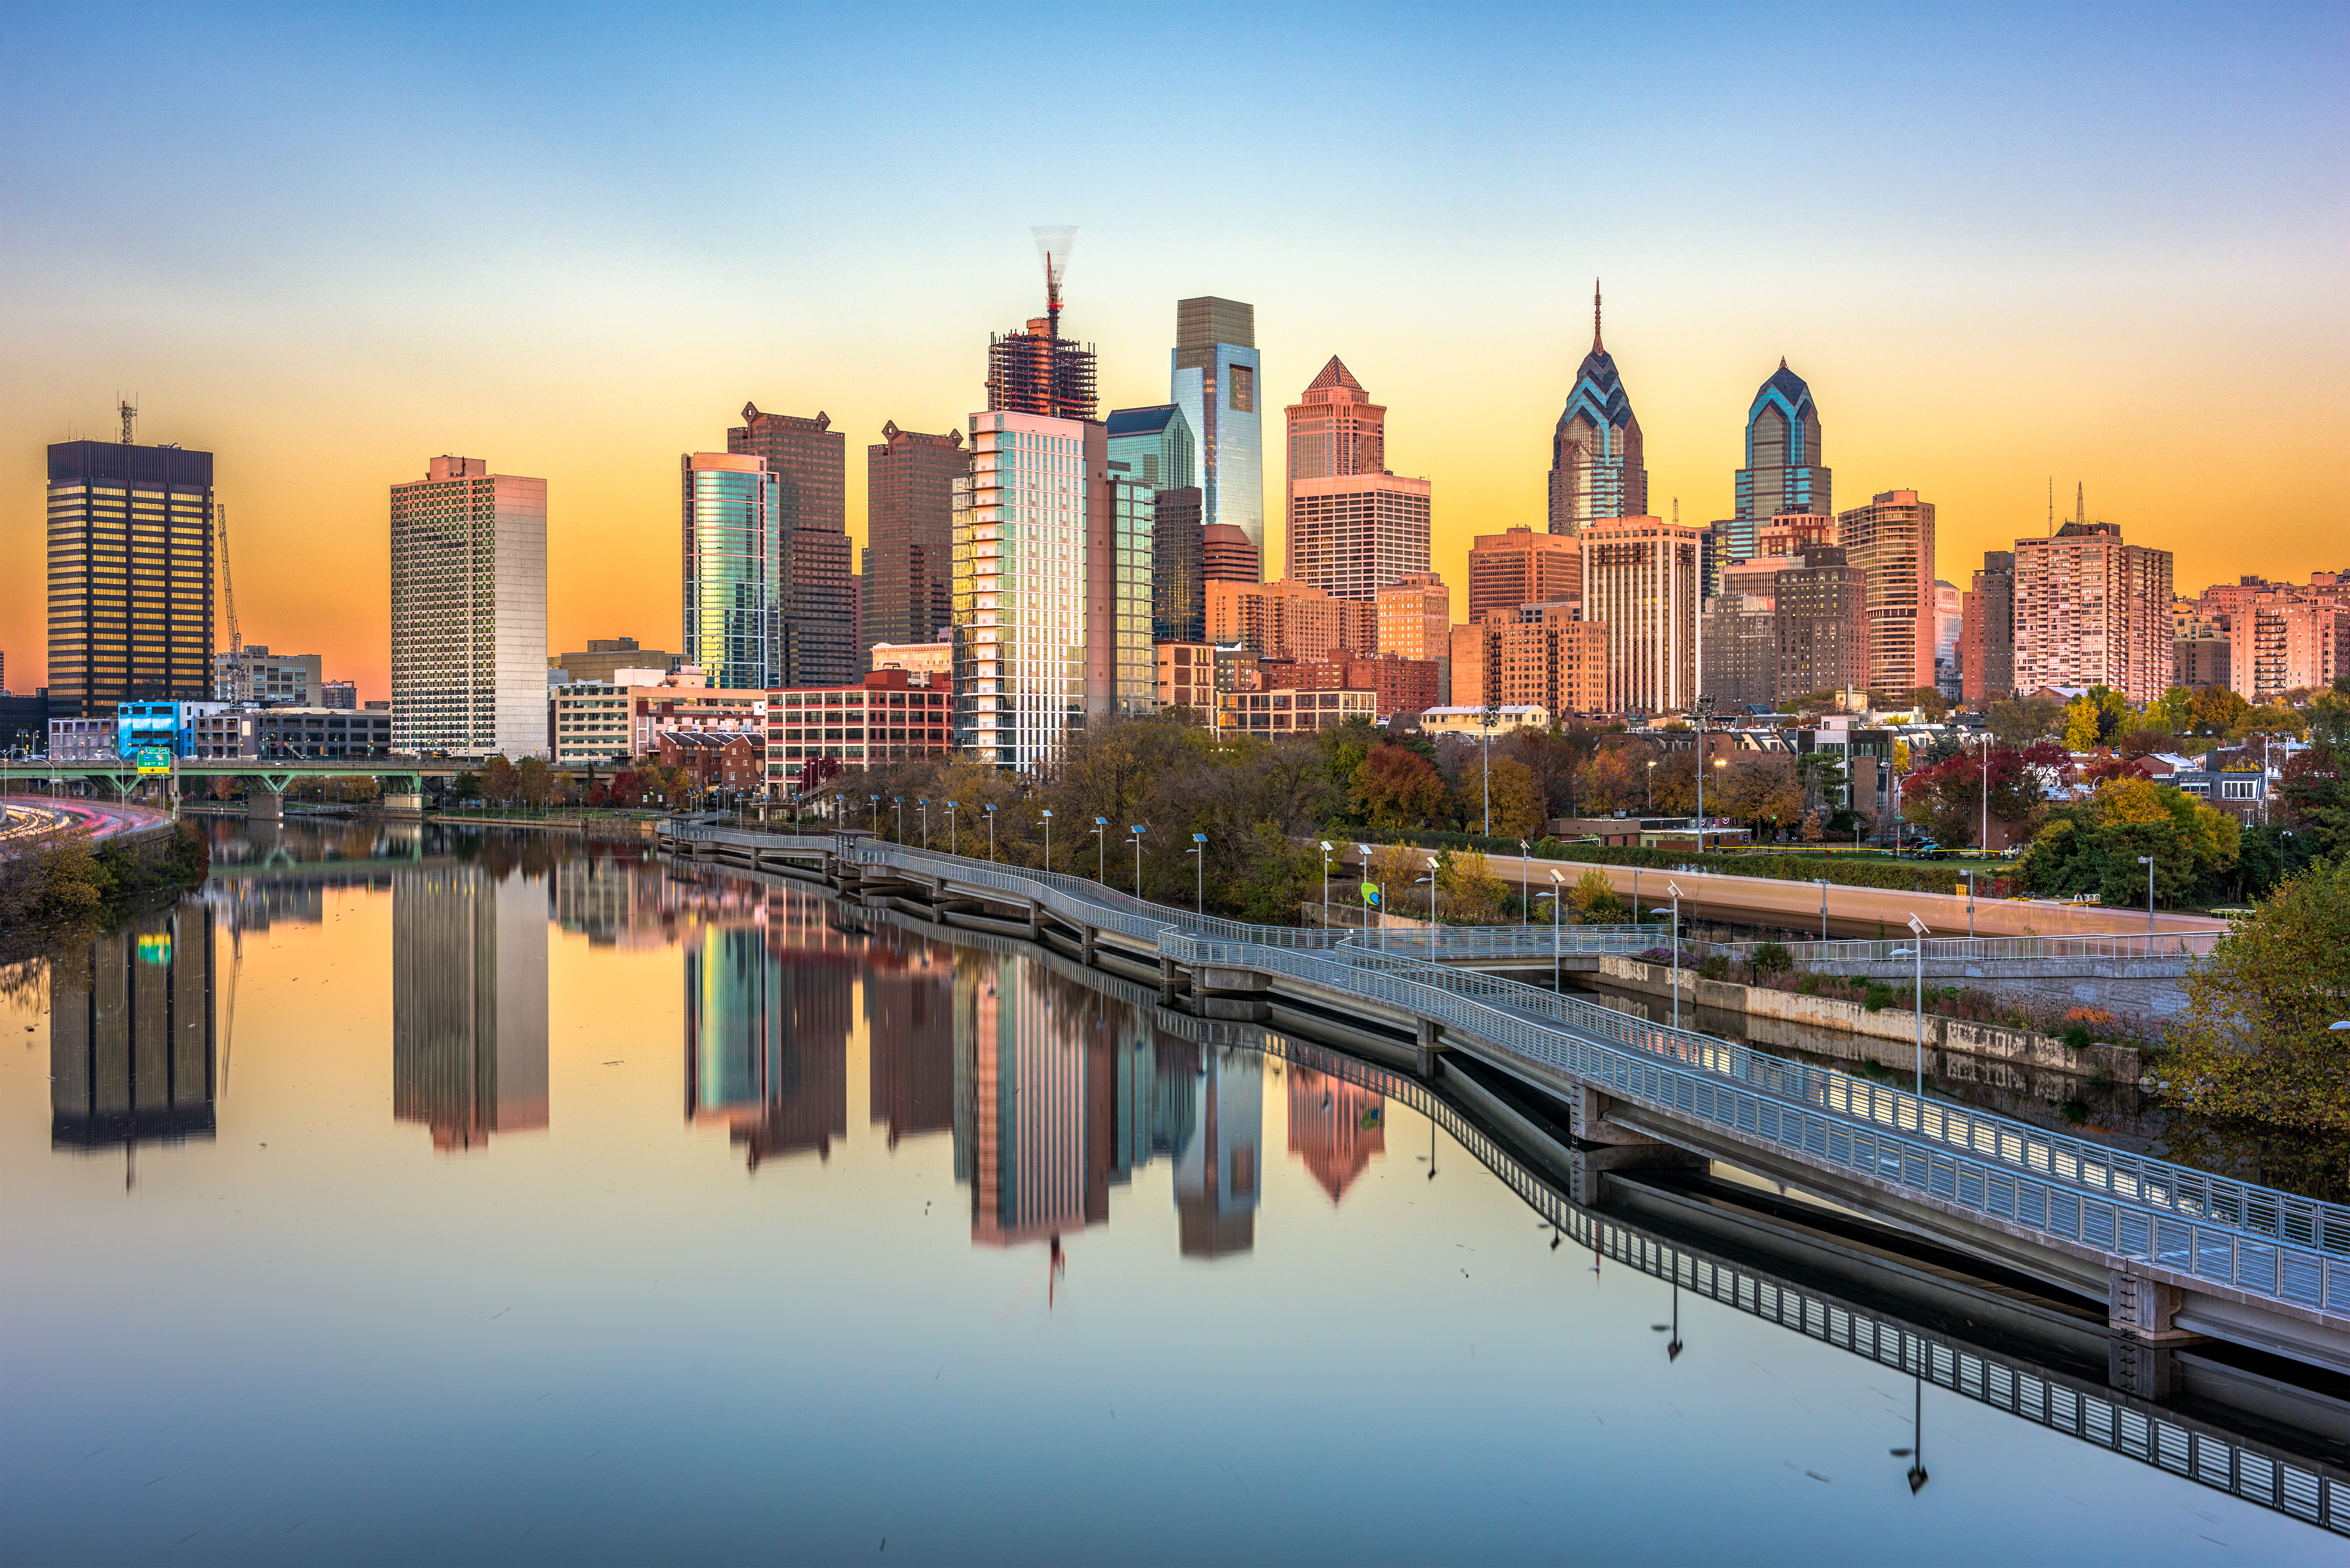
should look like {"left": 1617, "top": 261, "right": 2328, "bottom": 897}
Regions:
{"left": 1934, "top": 580, "right": 1964, "bottom": 699}
{"left": 863, "top": 421, "right": 969, "bottom": 663}
{"left": 1547, "top": 285, "right": 1647, "bottom": 535}
{"left": 1171, "top": 296, "right": 1264, "bottom": 560}
{"left": 1700, "top": 593, "right": 1778, "bottom": 711}
{"left": 1468, "top": 527, "right": 1581, "bottom": 622}
{"left": 1377, "top": 571, "right": 1452, "bottom": 668}
{"left": 988, "top": 227, "right": 1097, "bottom": 421}
{"left": 2013, "top": 520, "right": 2174, "bottom": 705}
{"left": 1284, "top": 356, "right": 1427, "bottom": 598}
{"left": 951, "top": 411, "right": 1152, "bottom": 770}
{"left": 1961, "top": 551, "right": 2016, "bottom": 706}
{"left": 1582, "top": 515, "right": 1701, "bottom": 714}
{"left": 728, "top": 404, "right": 853, "bottom": 686}
{"left": 47, "top": 435, "right": 215, "bottom": 717}
{"left": 1773, "top": 547, "right": 1869, "bottom": 704}
{"left": 1732, "top": 359, "right": 1831, "bottom": 546}
{"left": 1837, "top": 490, "right": 1938, "bottom": 695}
{"left": 1206, "top": 579, "right": 1378, "bottom": 663}
{"left": 389, "top": 456, "right": 547, "bottom": 759}
{"left": 2228, "top": 591, "right": 2348, "bottom": 704}
{"left": 680, "top": 452, "right": 782, "bottom": 691}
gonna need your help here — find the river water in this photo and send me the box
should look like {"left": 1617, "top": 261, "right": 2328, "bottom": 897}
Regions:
{"left": 0, "top": 824, "right": 2336, "bottom": 1564}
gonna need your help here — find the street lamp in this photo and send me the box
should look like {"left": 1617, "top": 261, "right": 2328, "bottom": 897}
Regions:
{"left": 916, "top": 797, "right": 929, "bottom": 848}
{"left": 893, "top": 796, "right": 904, "bottom": 842}
{"left": 1415, "top": 860, "right": 1440, "bottom": 963}
{"left": 1666, "top": 880, "right": 1685, "bottom": 1030}
{"left": 1039, "top": 809, "right": 1052, "bottom": 874}
{"left": 1540, "top": 867, "right": 1565, "bottom": 992}
{"left": 983, "top": 802, "right": 997, "bottom": 862}
{"left": 1093, "top": 817, "right": 1108, "bottom": 882}
{"left": 1189, "top": 831, "right": 1208, "bottom": 915}
{"left": 869, "top": 794, "right": 880, "bottom": 834}
{"left": 945, "top": 799, "right": 958, "bottom": 856}
{"left": 1978, "top": 732, "right": 1992, "bottom": 857}
{"left": 2137, "top": 854, "right": 2155, "bottom": 935}
{"left": 1645, "top": 759, "right": 1655, "bottom": 814}
{"left": 1356, "top": 843, "right": 1381, "bottom": 948}
{"left": 1817, "top": 878, "right": 1831, "bottom": 943}
{"left": 1518, "top": 838, "right": 1531, "bottom": 923}
{"left": 1319, "top": 841, "right": 1333, "bottom": 929}
{"left": 1963, "top": 869, "right": 1977, "bottom": 939}
{"left": 1891, "top": 912, "right": 1931, "bottom": 1096}
{"left": 1126, "top": 825, "right": 1146, "bottom": 899}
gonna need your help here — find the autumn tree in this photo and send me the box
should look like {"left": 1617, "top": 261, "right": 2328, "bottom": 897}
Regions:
{"left": 481, "top": 754, "right": 521, "bottom": 805}
{"left": 1566, "top": 867, "right": 1624, "bottom": 923}
{"left": 1435, "top": 849, "right": 1508, "bottom": 924}
{"left": 1353, "top": 743, "right": 1446, "bottom": 831}
{"left": 1709, "top": 754, "right": 1804, "bottom": 838}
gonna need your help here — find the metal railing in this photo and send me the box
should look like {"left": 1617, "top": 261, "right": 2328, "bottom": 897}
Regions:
{"left": 1359, "top": 925, "right": 1660, "bottom": 960}
{"left": 1710, "top": 932, "right": 2220, "bottom": 965}
{"left": 664, "top": 821, "right": 2350, "bottom": 1321}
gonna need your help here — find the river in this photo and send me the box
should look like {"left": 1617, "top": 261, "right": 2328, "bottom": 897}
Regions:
{"left": 0, "top": 823, "right": 2337, "bottom": 1564}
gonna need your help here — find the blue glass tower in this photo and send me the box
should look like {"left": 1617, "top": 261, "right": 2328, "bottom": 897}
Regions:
{"left": 1547, "top": 282, "right": 1647, "bottom": 535}
{"left": 1170, "top": 296, "right": 1263, "bottom": 564}
{"left": 1735, "top": 358, "right": 1830, "bottom": 528}
{"left": 1104, "top": 404, "right": 1196, "bottom": 493}
{"left": 680, "top": 452, "right": 781, "bottom": 690}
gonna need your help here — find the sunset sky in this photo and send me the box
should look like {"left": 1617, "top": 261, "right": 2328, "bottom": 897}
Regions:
{"left": 2, "top": 2, "right": 2343, "bottom": 699}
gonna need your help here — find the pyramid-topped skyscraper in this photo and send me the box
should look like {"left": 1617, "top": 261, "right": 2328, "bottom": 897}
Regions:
{"left": 1547, "top": 282, "right": 1647, "bottom": 535}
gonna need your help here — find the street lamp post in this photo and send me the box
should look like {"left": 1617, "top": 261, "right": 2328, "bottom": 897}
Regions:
{"left": 1666, "top": 880, "right": 1685, "bottom": 1030}
{"left": 917, "top": 798, "right": 929, "bottom": 848}
{"left": 893, "top": 797, "right": 904, "bottom": 842}
{"left": 1127, "top": 825, "right": 1146, "bottom": 899}
{"left": 1892, "top": 912, "right": 1931, "bottom": 1096}
{"left": 1093, "top": 817, "right": 1108, "bottom": 882}
{"left": 1964, "top": 869, "right": 1976, "bottom": 939}
{"left": 1039, "top": 809, "right": 1052, "bottom": 874}
{"left": 1645, "top": 759, "right": 1654, "bottom": 813}
{"left": 1817, "top": 878, "right": 1831, "bottom": 942}
{"left": 1190, "top": 832, "right": 1207, "bottom": 915}
{"left": 869, "top": 794, "right": 880, "bottom": 834}
{"left": 2137, "top": 854, "right": 2155, "bottom": 934}
{"left": 945, "top": 800, "right": 958, "bottom": 856}
{"left": 1356, "top": 843, "right": 1380, "bottom": 949}
{"left": 1542, "top": 867, "right": 1564, "bottom": 993}
{"left": 1518, "top": 839, "right": 1531, "bottom": 923}
{"left": 984, "top": 803, "right": 996, "bottom": 862}
{"left": 1319, "top": 841, "right": 1333, "bottom": 928}
{"left": 1979, "top": 732, "right": 1992, "bottom": 857}
{"left": 1416, "top": 859, "right": 1440, "bottom": 963}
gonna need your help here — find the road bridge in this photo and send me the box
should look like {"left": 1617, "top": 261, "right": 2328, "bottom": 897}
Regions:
{"left": 662, "top": 823, "right": 2350, "bottom": 1388}
{"left": 15, "top": 758, "right": 464, "bottom": 819}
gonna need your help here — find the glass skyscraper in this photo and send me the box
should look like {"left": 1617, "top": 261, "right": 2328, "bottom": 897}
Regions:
{"left": 1104, "top": 404, "right": 1195, "bottom": 493}
{"left": 1734, "top": 359, "right": 1831, "bottom": 536}
{"left": 680, "top": 452, "right": 781, "bottom": 691}
{"left": 953, "top": 412, "right": 1090, "bottom": 770}
{"left": 1171, "top": 296, "right": 1263, "bottom": 566}
{"left": 727, "top": 404, "right": 854, "bottom": 686}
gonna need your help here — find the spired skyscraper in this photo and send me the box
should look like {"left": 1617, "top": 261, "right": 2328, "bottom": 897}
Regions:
{"left": 1547, "top": 283, "right": 1647, "bottom": 535}
{"left": 1171, "top": 296, "right": 1264, "bottom": 567}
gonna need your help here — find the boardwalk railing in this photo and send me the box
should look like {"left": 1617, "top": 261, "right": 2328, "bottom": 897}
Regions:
{"left": 1710, "top": 932, "right": 2220, "bottom": 965}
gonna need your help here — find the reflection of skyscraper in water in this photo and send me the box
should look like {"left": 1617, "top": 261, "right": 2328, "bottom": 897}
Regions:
{"left": 954, "top": 953, "right": 1125, "bottom": 1248}
{"left": 685, "top": 923, "right": 851, "bottom": 1169}
{"left": 392, "top": 864, "right": 548, "bottom": 1152}
{"left": 1174, "top": 1046, "right": 1262, "bottom": 1257}
{"left": 866, "top": 928, "right": 954, "bottom": 1147}
{"left": 51, "top": 908, "right": 217, "bottom": 1151}
{"left": 1285, "top": 1066, "right": 1385, "bottom": 1205}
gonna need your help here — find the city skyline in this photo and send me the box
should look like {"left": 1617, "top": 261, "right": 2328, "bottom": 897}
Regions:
{"left": 2, "top": 5, "right": 2343, "bottom": 700}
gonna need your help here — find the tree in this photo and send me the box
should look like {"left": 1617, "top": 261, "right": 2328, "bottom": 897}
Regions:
{"left": 481, "top": 755, "right": 520, "bottom": 805}
{"left": 1231, "top": 820, "right": 1318, "bottom": 924}
{"left": 1988, "top": 692, "right": 2067, "bottom": 747}
{"left": 517, "top": 756, "right": 554, "bottom": 806}
{"left": 1450, "top": 755, "right": 1544, "bottom": 837}
{"left": 1367, "top": 842, "right": 1434, "bottom": 918}
{"left": 2062, "top": 687, "right": 2129, "bottom": 751}
{"left": 1353, "top": 742, "right": 1446, "bottom": 831}
{"left": 1436, "top": 849, "right": 1508, "bottom": 925}
{"left": 2018, "top": 775, "right": 2240, "bottom": 905}
{"left": 2189, "top": 685, "right": 2250, "bottom": 736}
{"left": 2148, "top": 686, "right": 2196, "bottom": 735}
{"left": 1901, "top": 686, "right": 1949, "bottom": 722}
{"left": 1710, "top": 754, "right": 1804, "bottom": 838}
{"left": 2276, "top": 743, "right": 2349, "bottom": 862}
{"left": 1567, "top": 867, "right": 1623, "bottom": 923}
{"left": 1579, "top": 744, "right": 1654, "bottom": 814}
{"left": 2164, "top": 857, "right": 2350, "bottom": 1132}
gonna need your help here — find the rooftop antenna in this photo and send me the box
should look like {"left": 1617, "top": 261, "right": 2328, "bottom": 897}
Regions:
{"left": 2046, "top": 477, "right": 2053, "bottom": 536}
{"left": 1593, "top": 279, "right": 1604, "bottom": 351}
{"left": 1032, "top": 226, "right": 1077, "bottom": 340}
{"left": 2075, "top": 481, "right": 2084, "bottom": 527}
{"left": 118, "top": 396, "right": 137, "bottom": 445}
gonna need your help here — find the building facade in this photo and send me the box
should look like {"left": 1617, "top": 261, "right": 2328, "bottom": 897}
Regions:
{"left": 763, "top": 669, "right": 953, "bottom": 793}
{"left": 1106, "top": 403, "right": 1195, "bottom": 494}
{"left": 1202, "top": 523, "right": 1259, "bottom": 582}
{"left": 2174, "top": 623, "right": 2231, "bottom": 692}
{"left": 212, "top": 644, "right": 324, "bottom": 706}
{"left": 1088, "top": 470, "right": 1155, "bottom": 724}
{"left": 189, "top": 705, "right": 392, "bottom": 760}
{"left": 1547, "top": 286, "right": 1647, "bottom": 535}
{"left": 2012, "top": 520, "right": 2174, "bottom": 705}
{"left": 989, "top": 231, "right": 1097, "bottom": 421}
{"left": 951, "top": 410, "right": 1089, "bottom": 771}
{"left": 1152, "top": 487, "right": 1206, "bottom": 644}
{"left": 1287, "top": 473, "right": 1432, "bottom": 602}
{"left": 2229, "top": 592, "right": 2348, "bottom": 704}
{"left": 1283, "top": 354, "right": 1384, "bottom": 582}
{"left": 1960, "top": 550, "right": 2016, "bottom": 706}
{"left": 1582, "top": 515, "right": 1701, "bottom": 714}
{"left": 1156, "top": 642, "right": 1256, "bottom": 724}
{"left": 47, "top": 438, "right": 215, "bottom": 718}
{"left": 551, "top": 637, "right": 671, "bottom": 685}
{"left": 1734, "top": 359, "right": 1831, "bottom": 533}
{"left": 1773, "top": 546, "right": 1869, "bottom": 704}
{"left": 1934, "top": 579, "right": 1964, "bottom": 700}
{"left": 1700, "top": 594, "right": 1778, "bottom": 711}
{"left": 1206, "top": 579, "right": 1379, "bottom": 664}
{"left": 389, "top": 455, "right": 547, "bottom": 759}
{"left": 863, "top": 422, "right": 969, "bottom": 666}
{"left": 550, "top": 681, "right": 633, "bottom": 766}
{"left": 1171, "top": 296, "right": 1263, "bottom": 560}
{"left": 1377, "top": 571, "right": 1452, "bottom": 704}
{"left": 1217, "top": 688, "right": 1375, "bottom": 739}
{"left": 1260, "top": 653, "right": 1438, "bottom": 720}
{"left": 1837, "top": 489, "right": 1937, "bottom": 696}
{"left": 680, "top": 451, "right": 782, "bottom": 692}
{"left": 1455, "top": 605, "right": 1609, "bottom": 719}
{"left": 1468, "top": 526, "right": 1581, "bottom": 622}
{"left": 728, "top": 405, "right": 854, "bottom": 687}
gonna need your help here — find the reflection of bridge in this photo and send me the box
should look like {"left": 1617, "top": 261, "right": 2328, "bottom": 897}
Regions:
{"left": 663, "top": 825, "right": 2350, "bottom": 1393}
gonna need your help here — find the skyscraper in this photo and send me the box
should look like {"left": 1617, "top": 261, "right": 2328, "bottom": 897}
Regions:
{"left": 1202, "top": 524, "right": 1260, "bottom": 583}
{"left": 1088, "top": 466, "right": 1156, "bottom": 724}
{"left": 685, "top": 921, "right": 852, "bottom": 1170}
{"left": 863, "top": 421, "right": 969, "bottom": 662}
{"left": 1582, "top": 514, "right": 1701, "bottom": 714}
{"left": 1468, "top": 527, "right": 1581, "bottom": 622}
{"left": 1734, "top": 359, "right": 1831, "bottom": 536}
{"left": 987, "top": 227, "right": 1097, "bottom": 420}
{"left": 1282, "top": 353, "right": 1428, "bottom": 598}
{"left": 727, "top": 404, "right": 853, "bottom": 686}
{"left": 1837, "top": 489, "right": 1938, "bottom": 696}
{"left": 47, "top": 433, "right": 215, "bottom": 717}
{"left": 2014, "top": 518, "right": 2175, "bottom": 704}
{"left": 1108, "top": 404, "right": 1202, "bottom": 645}
{"left": 1151, "top": 488, "right": 1205, "bottom": 645}
{"left": 389, "top": 456, "right": 547, "bottom": 759}
{"left": 392, "top": 862, "right": 548, "bottom": 1153}
{"left": 1105, "top": 404, "right": 1196, "bottom": 494}
{"left": 1961, "top": 550, "right": 2016, "bottom": 706}
{"left": 1934, "top": 579, "right": 1964, "bottom": 699}
{"left": 1547, "top": 284, "right": 1647, "bottom": 535}
{"left": 1773, "top": 546, "right": 1869, "bottom": 704}
{"left": 1172, "top": 295, "right": 1264, "bottom": 560}
{"left": 1285, "top": 356, "right": 1385, "bottom": 488}
{"left": 680, "top": 452, "right": 782, "bottom": 691}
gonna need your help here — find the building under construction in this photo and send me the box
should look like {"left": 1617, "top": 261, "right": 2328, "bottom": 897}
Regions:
{"left": 985, "top": 226, "right": 1097, "bottom": 420}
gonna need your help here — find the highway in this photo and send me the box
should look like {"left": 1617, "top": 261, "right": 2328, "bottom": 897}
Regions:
{"left": 0, "top": 793, "right": 174, "bottom": 850}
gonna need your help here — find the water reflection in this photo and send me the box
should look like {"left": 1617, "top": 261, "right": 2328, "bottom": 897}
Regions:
{"left": 391, "top": 863, "right": 548, "bottom": 1152}
{"left": 685, "top": 909, "right": 852, "bottom": 1168}
{"left": 49, "top": 906, "right": 217, "bottom": 1155}
{"left": 1286, "top": 1065, "right": 1386, "bottom": 1205}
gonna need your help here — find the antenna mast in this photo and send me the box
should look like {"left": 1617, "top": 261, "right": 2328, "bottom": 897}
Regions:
{"left": 217, "top": 502, "right": 245, "bottom": 703}
{"left": 2075, "top": 481, "right": 2084, "bottom": 528}
{"left": 118, "top": 396, "right": 137, "bottom": 445}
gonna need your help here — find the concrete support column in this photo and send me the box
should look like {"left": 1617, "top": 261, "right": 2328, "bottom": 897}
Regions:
{"left": 2107, "top": 1267, "right": 2204, "bottom": 1401}
{"left": 381, "top": 791, "right": 423, "bottom": 818}
{"left": 1567, "top": 1084, "right": 1670, "bottom": 1147}
{"left": 1415, "top": 1017, "right": 1444, "bottom": 1080}
{"left": 1568, "top": 1142, "right": 1705, "bottom": 1208}
{"left": 1159, "top": 956, "right": 1180, "bottom": 1005}
{"left": 1081, "top": 926, "right": 1097, "bottom": 965}
{"left": 245, "top": 790, "right": 283, "bottom": 822}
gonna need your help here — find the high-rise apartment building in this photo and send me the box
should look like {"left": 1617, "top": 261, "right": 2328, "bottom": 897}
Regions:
{"left": 2013, "top": 520, "right": 2174, "bottom": 705}
{"left": 1376, "top": 571, "right": 1452, "bottom": 665}
{"left": 1287, "top": 474, "right": 1431, "bottom": 601}
{"left": 1468, "top": 527, "right": 1581, "bottom": 622}
{"left": 1547, "top": 285, "right": 1647, "bottom": 535}
{"left": 1837, "top": 490, "right": 1937, "bottom": 695}
{"left": 728, "top": 404, "right": 853, "bottom": 686}
{"left": 863, "top": 421, "right": 969, "bottom": 665}
{"left": 389, "top": 455, "right": 547, "bottom": 759}
{"left": 1700, "top": 594, "right": 1778, "bottom": 710}
{"left": 47, "top": 437, "right": 215, "bottom": 717}
{"left": 1960, "top": 550, "right": 2015, "bottom": 706}
{"left": 1934, "top": 580, "right": 1964, "bottom": 699}
{"left": 1171, "top": 296, "right": 1263, "bottom": 559}
{"left": 1088, "top": 469, "right": 1155, "bottom": 724}
{"left": 1152, "top": 488, "right": 1205, "bottom": 644}
{"left": 1455, "top": 603, "right": 1609, "bottom": 719}
{"left": 1773, "top": 546, "right": 1869, "bottom": 704}
{"left": 1206, "top": 579, "right": 1377, "bottom": 663}
{"left": 988, "top": 228, "right": 1098, "bottom": 421}
{"left": 1582, "top": 515, "right": 1701, "bottom": 714}
{"left": 680, "top": 452, "right": 782, "bottom": 692}
{"left": 2229, "top": 592, "right": 2348, "bottom": 705}
{"left": 1735, "top": 359, "right": 1831, "bottom": 534}
{"left": 1202, "top": 524, "right": 1260, "bottom": 582}
{"left": 2174, "top": 619, "right": 2231, "bottom": 692}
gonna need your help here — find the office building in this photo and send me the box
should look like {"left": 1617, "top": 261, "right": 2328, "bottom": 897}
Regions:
{"left": 1283, "top": 354, "right": 1384, "bottom": 575}
{"left": 1202, "top": 523, "right": 1260, "bottom": 582}
{"left": 1547, "top": 285, "right": 1647, "bottom": 534}
{"left": 1172, "top": 295, "right": 1264, "bottom": 558}
{"left": 551, "top": 636, "right": 672, "bottom": 686}
{"left": 1106, "top": 403, "right": 1196, "bottom": 494}
{"left": 680, "top": 451, "right": 782, "bottom": 691}
{"left": 1088, "top": 470, "right": 1156, "bottom": 725}
{"left": 1758, "top": 511, "right": 1836, "bottom": 558}
{"left": 50, "top": 909, "right": 217, "bottom": 1149}
{"left": 1837, "top": 489, "right": 1937, "bottom": 695}
{"left": 989, "top": 228, "right": 1098, "bottom": 421}
{"left": 2013, "top": 518, "right": 2174, "bottom": 705}
{"left": 388, "top": 455, "right": 547, "bottom": 759}
{"left": 1468, "top": 527, "right": 1580, "bottom": 622}
{"left": 189, "top": 705, "right": 392, "bottom": 760}
{"left": 0, "top": 690, "right": 47, "bottom": 754}
{"left": 1735, "top": 359, "right": 1832, "bottom": 535}
{"left": 212, "top": 645, "right": 324, "bottom": 706}
{"left": 549, "top": 681, "right": 634, "bottom": 766}
{"left": 1260, "top": 653, "right": 1437, "bottom": 720}
{"left": 1961, "top": 551, "right": 2016, "bottom": 706}
{"left": 1455, "top": 604, "right": 1609, "bottom": 719}
{"left": 1934, "top": 580, "right": 1964, "bottom": 699}
{"left": 1582, "top": 515, "right": 1701, "bottom": 714}
{"left": 1773, "top": 546, "right": 1869, "bottom": 704}
{"left": 393, "top": 862, "right": 548, "bottom": 1153}
{"left": 1152, "top": 487, "right": 1206, "bottom": 643}
{"left": 864, "top": 422, "right": 969, "bottom": 665}
{"left": 47, "top": 435, "right": 215, "bottom": 718}
{"left": 320, "top": 681, "right": 357, "bottom": 710}
{"left": 728, "top": 405, "right": 855, "bottom": 686}
{"left": 1215, "top": 687, "right": 1377, "bottom": 739}
{"left": 2229, "top": 591, "right": 2348, "bottom": 705}
{"left": 1156, "top": 642, "right": 1257, "bottom": 724}
{"left": 1206, "top": 579, "right": 1377, "bottom": 663}
{"left": 2174, "top": 621, "right": 2231, "bottom": 692}
{"left": 1377, "top": 571, "right": 1452, "bottom": 704}
{"left": 870, "top": 640, "right": 954, "bottom": 680}
{"left": 1701, "top": 594, "right": 1778, "bottom": 711}
{"left": 625, "top": 678, "right": 768, "bottom": 758}
{"left": 47, "top": 717, "right": 115, "bottom": 760}
{"left": 1288, "top": 472, "right": 1431, "bottom": 601}
{"left": 118, "top": 699, "right": 228, "bottom": 759}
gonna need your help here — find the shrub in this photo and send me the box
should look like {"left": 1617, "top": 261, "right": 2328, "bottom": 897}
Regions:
{"left": 1863, "top": 983, "right": 1894, "bottom": 1013}
{"left": 1697, "top": 954, "right": 1730, "bottom": 980}
{"left": 1753, "top": 941, "right": 1793, "bottom": 972}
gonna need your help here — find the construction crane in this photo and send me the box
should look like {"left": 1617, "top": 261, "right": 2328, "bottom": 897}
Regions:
{"left": 217, "top": 501, "right": 245, "bottom": 703}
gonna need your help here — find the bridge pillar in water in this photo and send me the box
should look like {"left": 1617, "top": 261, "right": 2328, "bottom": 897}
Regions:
{"left": 245, "top": 791, "right": 283, "bottom": 823}
{"left": 1565, "top": 1085, "right": 1705, "bottom": 1204}
{"left": 1194, "top": 965, "right": 1271, "bottom": 1022}
{"left": 2108, "top": 1268, "right": 2205, "bottom": 1400}
{"left": 1415, "top": 1018, "right": 1444, "bottom": 1079}
{"left": 381, "top": 792, "right": 423, "bottom": 818}
{"left": 1081, "top": 925, "right": 1097, "bottom": 964}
